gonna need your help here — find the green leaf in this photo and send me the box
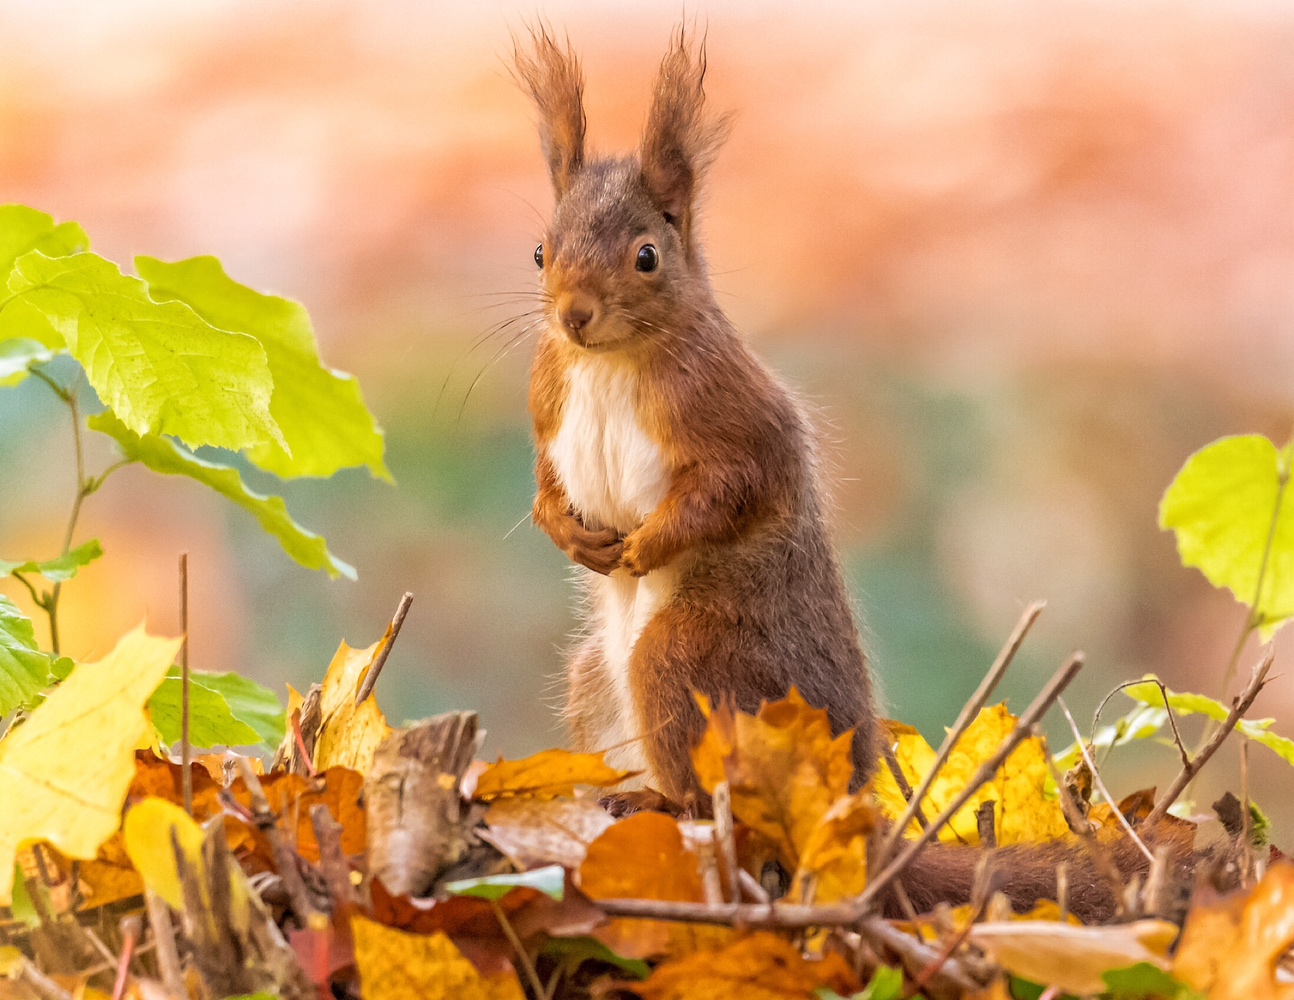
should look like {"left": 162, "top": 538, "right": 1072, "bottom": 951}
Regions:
{"left": 540, "top": 936, "right": 651, "bottom": 980}
{"left": 1160, "top": 435, "right": 1294, "bottom": 638}
{"left": 148, "top": 669, "right": 260, "bottom": 750}
{"left": 0, "top": 339, "right": 57, "bottom": 388}
{"left": 88, "top": 411, "right": 355, "bottom": 580}
{"left": 1101, "top": 962, "right": 1203, "bottom": 999}
{"left": 0, "top": 205, "right": 88, "bottom": 280}
{"left": 0, "top": 540, "right": 103, "bottom": 584}
{"left": 5, "top": 251, "right": 283, "bottom": 454}
{"left": 137, "top": 256, "right": 390, "bottom": 481}
{"left": 1053, "top": 702, "right": 1169, "bottom": 772}
{"left": 817, "top": 965, "right": 905, "bottom": 1000}
{"left": 147, "top": 666, "right": 285, "bottom": 751}
{"left": 0, "top": 596, "right": 56, "bottom": 716}
{"left": 1125, "top": 674, "right": 1294, "bottom": 767}
{"left": 8, "top": 864, "right": 40, "bottom": 930}
{"left": 443, "top": 864, "right": 565, "bottom": 901}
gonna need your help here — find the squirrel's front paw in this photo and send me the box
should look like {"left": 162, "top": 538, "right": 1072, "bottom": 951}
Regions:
{"left": 563, "top": 521, "right": 624, "bottom": 576}
{"left": 618, "top": 533, "right": 653, "bottom": 578}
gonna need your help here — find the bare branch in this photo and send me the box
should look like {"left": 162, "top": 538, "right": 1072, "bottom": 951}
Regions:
{"left": 356, "top": 592, "right": 414, "bottom": 705}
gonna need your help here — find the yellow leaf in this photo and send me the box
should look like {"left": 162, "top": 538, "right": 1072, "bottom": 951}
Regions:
{"left": 313, "top": 637, "right": 393, "bottom": 774}
{"left": 0, "top": 625, "right": 180, "bottom": 904}
{"left": 474, "top": 748, "right": 636, "bottom": 801}
{"left": 872, "top": 721, "right": 937, "bottom": 839}
{"left": 630, "top": 932, "right": 860, "bottom": 1000}
{"left": 1173, "top": 860, "right": 1294, "bottom": 1000}
{"left": 791, "top": 790, "right": 876, "bottom": 904}
{"left": 970, "top": 919, "right": 1177, "bottom": 995}
{"left": 691, "top": 689, "right": 854, "bottom": 869}
{"left": 874, "top": 705, "right": 1069, "bottom": 846}
{"left": 351, "top": 915, "right": 525, "bottom": 999}
{"left": 122, "top": 797, "right": 206, "bottom": 909}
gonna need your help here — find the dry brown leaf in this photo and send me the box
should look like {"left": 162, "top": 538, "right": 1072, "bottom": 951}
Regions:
{"left": 970, "top": 918, "right": 1177, "bottom": 995}
{"left": 1172, "top": 859, "right": 1294, "bottom": 1000}
{"left": 313, "top": 638, "right": 393, "bottom": 774}
{"left": 629, "top": 932, "right": 860, "bottom": 1000}
{"left": 474, "top": 748, "right": 636, "bottom": 801}
{"left": 480, "top": 796, "right": 615, "bottom": 869}
{"left": 791, "top": 790, "right": 876, "bottom": 904}
{"left": 580, "top": 811, "right": 729, "bottom": 960}
{"left": 874, "top": 704, "right": 1069, "bottom": 846}
{"left": 692, "top": 689, "right": 854, "bottom": 869}
{"left": 351, "top": 915, "right": 524, "bottom": 999}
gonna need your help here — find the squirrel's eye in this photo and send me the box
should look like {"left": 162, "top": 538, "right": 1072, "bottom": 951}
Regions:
{"left": 534, "top": 243, "right": 544, "bottom": 269}
{"left": 636, "top": 244, "right": 659, "bottom": 273}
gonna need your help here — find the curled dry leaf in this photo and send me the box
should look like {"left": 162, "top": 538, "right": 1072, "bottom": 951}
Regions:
{"left": 312, "top": 637, "right": 393, "bottom": 774}
{"left": 480, "top": 796, "right": 615, "bottom": 870}
{"left": 1172, "top": 859, "right": 1294, "bottom": 1000}
{"left": 691, "top": 688, "right": 854, "bottom": 869}
{"left": 969, "top": 918, "right": 1178, "bottom": 995}
{"left": 874, "top": 705, "right": 1070, "bottom": 847}
{"left": 474, "top": 748, "right": 637, "bottom": 801}
{"left": 351, "top": 916, "right": 525, "bottom": 999}
{"left": 0, "top": 626, "right": 180, "bottom": 903}
{"left": 629, "top": 932, "right": 860, "bottom": 1000}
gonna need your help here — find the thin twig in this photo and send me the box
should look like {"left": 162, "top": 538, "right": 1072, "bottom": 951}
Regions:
{"left": 1240, "top": 740, "right": 1254, "bottom": 887}
{"left": 878, "top": 600, "right": 1044, "bottom": 867}
{"left": 860, "top": 652, "right": 1084, "bottom": 912}
{"left": 1057, "top": 696, "right": 1153, "bottom": 863}
{"left": 111, "top": 916, "right": 140, "bottom": 1000}
{"left": 356, "top": 592, "right": 413, "bottom": 705}
{"left": 1043, "top": 738, "right": 1127, "bottom": 913}
{"left": 145, "top": 884, "right": 186, "bottom": 993}
{"left": 1091, "top": 678, "right": 1189, "bottom": 770}
{"left": 882, "top": 742, "right": 929, "bottom": 830}
{"left": 712, "top": 781, "right": 740, "bottom": 904}
{"left": 180, "top": 553, "right": 192, "bottom": 817}
{"left": 9, "top": 954, "right": 74, "bottom": 1000}
{"left": 491, "top": 898, "right": 546, "bottom": 999}
{"left": 903, "top": 898, "right": 986, "bottom": 999}
{"left": 1145, "top": 651, "right": 1274, "bottom": 827}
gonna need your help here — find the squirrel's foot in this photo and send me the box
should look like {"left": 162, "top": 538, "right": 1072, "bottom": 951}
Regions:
{"left": 559, "top": 517, "right": 624, "bottom": 576}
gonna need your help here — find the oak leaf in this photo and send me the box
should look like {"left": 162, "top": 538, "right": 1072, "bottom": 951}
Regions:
{"left": 474, "top": 749, "right": 636, "bottom": 801}
{"left": 692, "top": 689, "right": 854, "bottom": 868}
{"left": 874, "top": 705, "right": 1069, "bottom": 846}
{"left": 630, "top": 932, "right": 860, "bottom": 1000}
{"left": 1172, "top": 859, "right": 1294, "bottom": 1000}
{"left": 969, "top": 919, "right": 1177, "bottom": 995}
{"left": 351, "top": 914, "right": 525, "bottom": 999}
{"left": 312, "top": 637, "right": 393, "bottom": 774}
{"left": 0, "top": 625, "right": 180, "bottom": 903}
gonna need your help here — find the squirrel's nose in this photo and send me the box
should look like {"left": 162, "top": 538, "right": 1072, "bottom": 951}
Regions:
{"left": 557, "top": 293, "right": 598, "bottom": 336}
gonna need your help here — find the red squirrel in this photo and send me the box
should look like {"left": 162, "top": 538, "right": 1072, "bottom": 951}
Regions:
{"left": 515, "top": 28, "right": 1206, "bottom": 920}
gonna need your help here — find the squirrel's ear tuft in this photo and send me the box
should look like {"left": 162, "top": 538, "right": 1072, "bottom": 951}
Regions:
{"left": 640, "top": 25, "right": 732, "bottom": 252}
{"left": 514, "top": 26, "right": 587, "bottom": 200}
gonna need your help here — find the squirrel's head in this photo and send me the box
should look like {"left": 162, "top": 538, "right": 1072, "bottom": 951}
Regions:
{"left": 514, "top": 26, "right": 730, "bottom": 352}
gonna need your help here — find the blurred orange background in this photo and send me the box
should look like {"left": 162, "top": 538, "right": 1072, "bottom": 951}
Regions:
{"left": 2, "top": 1, "right": 1293, "bottom": 832}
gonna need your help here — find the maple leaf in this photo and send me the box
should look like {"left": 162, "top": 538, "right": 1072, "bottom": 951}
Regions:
{"left": 1172, "top": 860, "right": 1294, "bottom": 1000}
{"left": 969, "top": 919, "right": 1178, "bottom": 995}
{"left": 312, "top": 636, "right": 393, "bottom": 774}
{"left": 629, "top": 932, "right": 860, "bottom": 1000}
{"left": 692, "top": 689, "right": 854, "bottom": 869}
{"left": 474, "top": 748, "right": 637, "bottom": 801}
{"left": 0, "top": 625, "right": 179, "bottom": 904}
{"left": 873, "top": 705, "right": 1069, "bottom": 846}
{"left": 351, "top": 915, "right": 525, "bottom": 999}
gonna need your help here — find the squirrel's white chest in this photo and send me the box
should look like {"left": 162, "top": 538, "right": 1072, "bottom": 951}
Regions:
{"left": 549, "top": 358, "right": 670, "bottom": 535}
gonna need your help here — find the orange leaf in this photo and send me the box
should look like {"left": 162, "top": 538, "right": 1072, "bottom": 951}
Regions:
{"left": 1172, "top": 859, "right": 1294, "bottom": 1000}
{"left": 692, "top": 689, "right": 853, "bottom": 868}
{"left": 474, "top": 749, "right": 636, "bottom": 801}
{"left": 351, "top": 915, "right": 524, "bottom": 999}
{"left": 791, "top": 790, "right": 876, "bottom": 904}
{"left": 580, "top": 812, "right": 726, "bottom": 960}
{"left": 630, "top": 932, "right": 860, "bottom": 1000}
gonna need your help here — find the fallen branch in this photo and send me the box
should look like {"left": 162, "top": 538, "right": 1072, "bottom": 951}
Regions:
{"left": 877, "top": 600, "right": 1044, "bottom": 867}
{"left": 860, "top": 651, "right": 1085, "bottom": 912}
{"left": 1144, "top": 651, "right": 1274, "bottom": 827}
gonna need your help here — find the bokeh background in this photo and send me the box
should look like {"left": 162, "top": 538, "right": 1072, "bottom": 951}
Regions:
{"left": 2, "top": 0, "right": 1293, "bottom": 831}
